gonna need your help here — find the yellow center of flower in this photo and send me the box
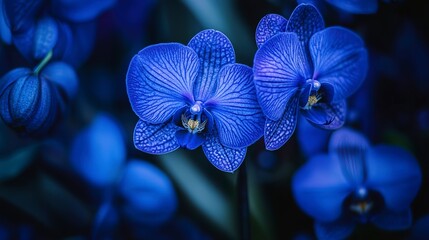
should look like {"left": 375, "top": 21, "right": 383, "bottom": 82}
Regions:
{"left": 182, "top": 114, "right": 207, "bottom": 133}
{"left": 350, "top": 201, "right": 373, "bottom": 215}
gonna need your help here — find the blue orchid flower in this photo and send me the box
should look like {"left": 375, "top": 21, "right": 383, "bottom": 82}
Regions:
{"left": 126, "top": 29, "right": 265, "bottom": 173}
{"left": 0, "top": 0, "right": 115, "bottom": 66}
{"left": 70, "top": 113, "right": 126, "bottom": 187}
{"left": 0, "top": 55, "right": 78, "bottom": 135}
{"left": 253, "top": 4, "right": 368, "bottom": 150}
{"left": 292, "top": 128, "right": 422, "bottom": 240}
{"left": 118, "top": 160, "right": 178, "bottom": 227}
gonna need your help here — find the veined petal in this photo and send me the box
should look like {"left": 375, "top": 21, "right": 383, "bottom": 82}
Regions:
{"left": 301, "top": 100, "right": 346, "bottom": 130}
{"left": 202, "top": 130, "right": 246, "bottom": 173}
{"left": 8, "top": 75, "right": 40, "bottom": 125}
{"left": 126, "top": 43, "right": 198, "bottom": 124}
{"left": 207, "top": 64, "right": 264, "bottom": 148}
{"left": 188, "top": 29, "right": 235, "bottom": 102}
{"left": 292, "top": 154, "right": 353, "bottom": 222}
{"left": 50, "top": 0, "right": 116, "bottom": 22}
{"left": 255, "top": 14, "right": 287, "bottom": 48}
{"left": 371, "top": 209, "right": 412, "bottom": 231}
{"left": 253, "top": 32, "right": 310, "bottom": 121}
{"left": 314, "top": 219, "right": 356, "bottom": 240}
{"left": 286, "top": 3, "right": 324, "bottom": 52}
{"left": 3, "top": 0, "right": 42, "bottom": 32}
{"left": 24, "top": 79, "right": 53, "bottom": 134}
{"left": 328, "top": 128, "right": 369, "bottom": 186}
{"left": 366, "top": 145, "right": 421, "bottom": 212}
{"left": 326, "top": 0, "right": 378, "bottom": 14}
{"left": 264, "top": 94, "right": 299, "bottom": 150}
{"left": 34, "top": 17, "right": 58, "bottom": 60}
{"left": 133, "top": 119, "right": 180, "bottom": 155}
{"left": 310, "top": 27, "right": 368, "bottom": 101}
{"left": 41, "top": 61, "right": 78, "bottom": 99}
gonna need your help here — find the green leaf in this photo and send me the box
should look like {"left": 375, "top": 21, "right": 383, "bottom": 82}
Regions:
{"left": 0, "top": 144, "right": 38, "bottom": 182}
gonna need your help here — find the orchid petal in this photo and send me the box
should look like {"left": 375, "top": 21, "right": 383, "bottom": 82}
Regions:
{"left": 207, "top": 64, "right": 264, "bottom": 148}
{"left": 202, "top": 130, "right": 246, "bottom": 173}
{"left": 41, "top": 61, "right": 79, "bottom": 99}
{"left": 328, "top": 128, "right": 369, "bottom": 186}
{"left": 366, "top": 145, "right": 421, "bottom": 211}
{"left": 264, "top": 94, "right": 299, "bottom": 150}
{"left": 314, "top": 219, "right": 355, "bottom": 240}
{"left": 310, "top": 27, "right": 368, "bottom": 101}
{"left": 50, "top": 0, "right": 116, "bottom": 22}
{"left": 253, "top": 32, "right": 310, "bottom": 121}
{"left": 292, "top": 154, "right": 353, "bottom": 222}
{"left": 286, "top": 3, "right": 324, "bottom": 46}
{"left": 302, "top": 100, "right": 346, "bottom": 130}
{"left": 126, "top": 43, "right": 198, "bottom": 124}
{"left": 255, "top": 14, "right": 287, "bottom": 48}
{"left": 133, "top": 119, "right": 180, "bottom": 155}
{"left": 326, "top": 0, "right": 378, "bottom": 14}
{"left": 3, "top": 0, "right": 42, "bottom": 32}
{"left": 175, "top": 130, "right": 205, "bottom": 150}
{"left": 188, "top": 29, "right": 235, "bottom": 102}
{"left": 34, "top": 17, "right": 58, "bottom": 60}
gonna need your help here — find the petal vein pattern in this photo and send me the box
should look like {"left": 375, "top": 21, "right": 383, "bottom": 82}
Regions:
{"left": 126, "top": 43, "right": 198, "bottom": 124}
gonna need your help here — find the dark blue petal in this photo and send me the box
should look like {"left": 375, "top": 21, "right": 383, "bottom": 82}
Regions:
{"left": 206, "top": 64, "right": 264, "bottom": 148}
{"left": 175, "top": 130, "right": 204, "bottom": 150}
{"left": 127, "top": 43, "right": 198, "bottom": 124}
{"left": 8, "top": 75, "right": 40, "bottom": 126}
{"left": 298, "top": 82, "right": 312, "bottom": 108}
{"left": 366, "top": 145, "right": 421, "bottom": 211}
{"left": 133, "top": 119, "right": 180, "bottom": 154}
{"left": 0, "top": 68, "right": 31, "bottom": 94}
{"left": 255, "top": 14, "right": 287, "bottom": 48}
{"left": 33, "top": 17, "right": 58, "bottom": 60}
{"left": 70, "top": 114, "right": 126, "bottom": 187}
{"left": 0, "top": 0, "right": 12, "bottom": 44}
{"left": 297, "top": 116, "right": 331, "bottom": 157}
{"left": 51, "top": 0, "right": 116, "bottom": 22}
{"left": 310, "top": 27, "right": 368, "bottom": 101}
{"left": 371, "top": 209, "right": 411, "bottom": 231}
{"left": 314, "top": 219, "right": 355, "bottom": 240}
{"left": 410, "top": 215, "right": 429, "bottom": 240}
{"left": 3, "top": 0, "right": 42, "bottom": 32}
{"left": 253, "top": 32, "right": 310, "bottom": 121}
{"left": 119, "top": 160, "right": 177, "bottom": 226}
{"left": 188, "top": 29, "right": 235, "bottom": 102}
{"left": 302, "top": 100, "right": 346, "bottom": 130}
{"left": 292, "top": 154, "right": 353, "bottom": 222}
{"left": 326, "top": 0, "right": 378, "bottom": 14}
{"left": 286, "top": 3, "right": 324, "bottom": 49}
{"left": 12, "top": 25, "right": 35, "bottom": 61}
{"left": 328, "top": 128, "right": 369, "bottom": 186}
{"left": 264, "top": 94, "right": 299, "bottom": 150}
{"left": 41, "top": 61, "right": 78, "bottom": 99}
{"left": 202, "top": 130, "right": 246, "bottom": 173}
{"left": 24, "top": 79, "right": 53, "bottom": 134}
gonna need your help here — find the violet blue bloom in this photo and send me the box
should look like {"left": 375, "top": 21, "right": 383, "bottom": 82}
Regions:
{"left": 253, "top": 4, "right": 368, "bottom": 150}
{"left": 292, "top": 128, "right": 422, "bottom": 240}
{"left": 126, "top": 29, "right": 265, "bottom": 173}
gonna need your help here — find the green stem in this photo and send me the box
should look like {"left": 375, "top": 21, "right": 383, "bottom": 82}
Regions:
{"left": 33, "top": 50, "right": 53, "bottom": 74}
{"left": 238, "top": 161, "right": 251, "bottom": 240}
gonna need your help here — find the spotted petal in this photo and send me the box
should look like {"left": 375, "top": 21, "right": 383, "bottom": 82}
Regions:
{"left": 207, "top": 64, "right": 264, "bottom": 148}
{"left": 133, "top": 119, "right": 180, "bottom": 154}
{"left": 255, "top": 14, "right": 287, "bottom": 48}
{"left": 328, "top": 128, "right": 369, "bottom": 186}
{"left": 253, "top": 32, "right": 310, "bottom": 121}
{"left": 188, "top": 29, "right": 235, "bottom": 102}
{"left": 301, "top": 100, "right": 347, "bottom": 130}
{"left": 127, "top": 43, "right": 198, "bottom": 124}
{"left": 264, "top": 95, "right": 299, "bottom": 150}
{"left": 326, "top": 0, "right": 378, "bottom": 14}
{"left": 202, "top": 130, "right": 246, "bottom": 173}
{"left": 366, "top": 145, "right": 421, "bottom": 212}
{"left": 310, "top": 27, "right": 368, "bottom": 101}
{"left": 292, "top": 154, "right": 353, "bottom": 222}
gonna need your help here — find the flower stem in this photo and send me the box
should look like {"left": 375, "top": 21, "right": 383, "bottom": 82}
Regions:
{"left": 238, "top": 161, "right": 251, "bottom": 240}
{"left": 34, "top": 50, "right": 53, "bottom": 75}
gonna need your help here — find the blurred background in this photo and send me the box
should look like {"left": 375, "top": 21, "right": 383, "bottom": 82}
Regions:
{"left": 0, "top": 0, "right": 428, "bottom": 239}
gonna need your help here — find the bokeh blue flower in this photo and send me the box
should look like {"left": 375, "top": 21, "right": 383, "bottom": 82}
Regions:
{"left": 253, "top": 3, "right": 368, "bottom": 150}
{"left": 126, "top": 29, "right": 265, "bottom": 173}
{"left": 292, "top": 128, "right": 422, "bottom": 240}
